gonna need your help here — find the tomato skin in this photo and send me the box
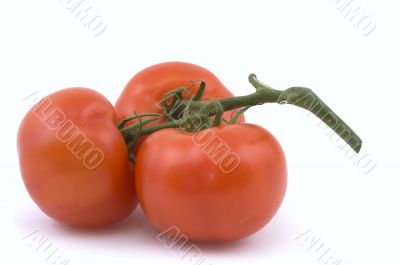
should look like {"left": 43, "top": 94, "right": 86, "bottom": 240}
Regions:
{"left": 135, "top": 123, "right": 287, "bottom": 241}
{"left": 114, "top": 62, "right": 245, "bottom": 124}
{"left": 17, "top": 88, "right": 137, "bottom": 227}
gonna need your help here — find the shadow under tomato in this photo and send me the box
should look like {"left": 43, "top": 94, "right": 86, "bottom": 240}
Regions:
{"left": 14, "top": 203, "right": 160, "bottom": 249}
{"left": 13, "top": 202, "right": 291, "bottom": 256}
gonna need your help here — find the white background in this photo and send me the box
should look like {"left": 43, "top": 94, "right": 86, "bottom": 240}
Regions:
{"left": 1, "top": 0, "right": 399, "bottom": 264}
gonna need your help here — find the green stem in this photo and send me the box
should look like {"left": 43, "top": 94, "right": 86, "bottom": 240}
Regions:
{"left": 249, "top": 74, "right": 362, "bottom": 152}
{"left": 189, "top": 74, "right": 361, "bottom": 152}
{"left": 119, "top": 74, "right": 362, "bottom": 153}
{"left": 120, "top": 119, "right": 181, "bottom": 142}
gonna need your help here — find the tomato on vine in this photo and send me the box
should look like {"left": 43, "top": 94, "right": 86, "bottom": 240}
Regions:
{"left": 135, "top": 123, "right": 287, "bottom": 241}
{"left": 18, "top": 88, "right": 137, "bottom": 227}
{"left": 17, "top": 62, "right": 362, "bottom": 241}
{"left": 115, "top": 61, "right": 245, "bottom": 125}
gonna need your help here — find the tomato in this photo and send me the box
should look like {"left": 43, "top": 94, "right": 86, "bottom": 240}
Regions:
{"left": 17, "top": 88, "right": 137, "bottom": 227}
{"left": 114, "top": 62, "right": 245, "bottom": 124}
{"left": 135, "top": 123, "right": 287, "bottom": 241}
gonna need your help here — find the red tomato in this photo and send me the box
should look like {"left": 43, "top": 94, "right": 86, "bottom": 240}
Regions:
{"left": 135, "top": 123, "right": 287, "bottom": 241}
{"left": 114, "top": 62, "right": 245, "bottom": 124}
{"left": 17, "top": 88, "right": 137, "bottom": 227}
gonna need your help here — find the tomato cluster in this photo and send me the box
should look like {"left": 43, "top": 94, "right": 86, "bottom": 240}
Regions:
{"left": 17, "top": 62, "right": 287, "bottom": 241}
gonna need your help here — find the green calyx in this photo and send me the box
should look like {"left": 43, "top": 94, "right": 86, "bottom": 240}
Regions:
{"left": 119, "top": 74, "right": 362, "bottom": 156}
